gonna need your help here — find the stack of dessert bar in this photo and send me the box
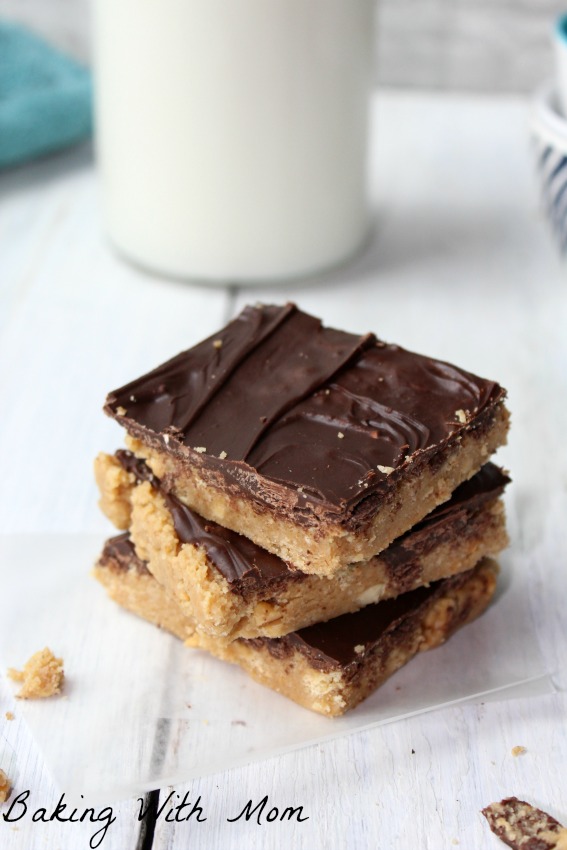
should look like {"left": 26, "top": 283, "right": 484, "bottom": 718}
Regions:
{"left": 94, "top": 304, "right": 510, "bottom": 716}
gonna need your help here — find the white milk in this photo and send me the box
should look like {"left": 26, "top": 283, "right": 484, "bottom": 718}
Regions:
{"left": 93, "top": 0, "right": 374, "bottom": 282}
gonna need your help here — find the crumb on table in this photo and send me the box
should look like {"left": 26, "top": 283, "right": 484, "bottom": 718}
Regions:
{"left": 0, "top": 768, "right": 11, "bottom": 803}
{"left": 511, "top": 745, "right": 527, "bottom": 757}
{"left": 5, "top": 711, "right": 14, "bottom": 721}
{"left": 7, "top": 648, "right": 64, "bottom": 699}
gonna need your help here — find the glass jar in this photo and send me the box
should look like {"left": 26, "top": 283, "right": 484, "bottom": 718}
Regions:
{"left": 93, "top": 0, "right": 374, "bottom": 282}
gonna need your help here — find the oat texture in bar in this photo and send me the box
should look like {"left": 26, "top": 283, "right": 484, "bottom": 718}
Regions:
{"left": 95, "top": 449, "right": 509, "bottom": 639}
{"left": 104, "top": 304, "right": 509, "bottom": 574}
{"left": 95, "top": 537, "right": 499, "bottom": 717}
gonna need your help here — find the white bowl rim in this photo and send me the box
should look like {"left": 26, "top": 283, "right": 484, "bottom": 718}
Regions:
{"left": 531, "top": 81, "right": 567, "bottom": 151}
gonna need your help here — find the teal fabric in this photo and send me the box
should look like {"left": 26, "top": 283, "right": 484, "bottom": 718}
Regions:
{"left": 0, "top": 21, "right": 92, "bottom": 168}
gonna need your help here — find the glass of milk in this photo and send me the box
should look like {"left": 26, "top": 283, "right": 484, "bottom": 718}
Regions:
{"left": 93, "top": 0, "right": 375, "bottom": 283}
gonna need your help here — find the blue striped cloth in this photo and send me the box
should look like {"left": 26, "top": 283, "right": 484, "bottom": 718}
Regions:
{"left": 0, "top": 21, "right": 92, "bottom": 168}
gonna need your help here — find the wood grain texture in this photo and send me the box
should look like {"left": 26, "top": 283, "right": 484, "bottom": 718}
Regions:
{"left": 1, "top": 92, "right": 566, "bottom": 850}
{"left": 0, "top": 0, "right": 564, "bottom": 91}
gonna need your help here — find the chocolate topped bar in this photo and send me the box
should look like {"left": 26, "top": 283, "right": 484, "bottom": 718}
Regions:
{"left": 106, "top": 304, "right": 505, "bottom": 514}
{"left": 100, "top": 532, "right": 491, "bottom": 671}
{"left": 95, "top": 537, "right": 499, "bottom": 715}
{"left": 104, "top": 304, "right": 509, "bottom": 573}
{"left": 96, "top": 446, "right": 508, "bottom": 638}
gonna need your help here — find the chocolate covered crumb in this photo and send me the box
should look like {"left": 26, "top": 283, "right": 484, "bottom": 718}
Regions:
{"left": 482, "top": 797, "right": 567, "bottom": 849}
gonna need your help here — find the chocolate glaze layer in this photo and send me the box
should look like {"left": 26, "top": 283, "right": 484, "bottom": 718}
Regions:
{"left": 105, "top": 304, "right": 506, "bottom": 517}
{"left": 116, "top": 450, "right": 509, "bottom": 594}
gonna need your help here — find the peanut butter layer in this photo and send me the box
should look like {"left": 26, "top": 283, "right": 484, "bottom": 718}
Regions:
{"left": 95, "top": 539, "right": 498, "bottom": 716}
{"left": 104, "top": 303, "right": 509, "bottom": 574}
{"left": 94, "top": 534, "right": 195, "bottom": 641}
{"left": 95, "top": 450, "right": 508, "bottom": 639}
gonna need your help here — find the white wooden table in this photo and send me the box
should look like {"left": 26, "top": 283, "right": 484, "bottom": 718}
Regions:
{"left": 1, "top": 91, "right": 566, "bottom": 850}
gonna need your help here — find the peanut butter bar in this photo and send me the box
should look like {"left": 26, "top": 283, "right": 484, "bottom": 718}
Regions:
{"left": 482, "top": 798, "right": 567, "bottom": 849}
{"left": 95, "top": 538, "right": 498, "bottom": 716}
{"left": 96, "top": 449, "right": 509, "bottom": 639}
{"left": 104, "top": 304, "right": 509, "bottom": 576}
